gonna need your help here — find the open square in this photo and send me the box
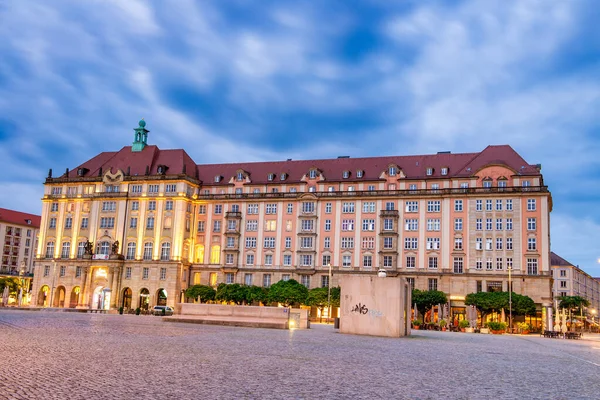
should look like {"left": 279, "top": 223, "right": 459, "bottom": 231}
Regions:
{"left": 1, "top": 311, "right": 598, "bottom": 399}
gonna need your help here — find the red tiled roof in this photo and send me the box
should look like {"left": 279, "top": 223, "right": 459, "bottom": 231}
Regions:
{"left": 550, "top": 252, "right": 574, "bottom": 267}
{"left": 65, "top": 146, "right": 198, "bottom": 179}
{"left": 0, "top": 208, "right": 41, "bottom": 228}
{"left": 61, "top": 144, "right": 541, "bottom": 186}
{"left": 197, "top": 144, "right": 541, "bottom": 185}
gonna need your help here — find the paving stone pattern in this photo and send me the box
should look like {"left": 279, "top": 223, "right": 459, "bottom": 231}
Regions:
{"left": 1, "top": 310, "right": 599, "bottom": 399}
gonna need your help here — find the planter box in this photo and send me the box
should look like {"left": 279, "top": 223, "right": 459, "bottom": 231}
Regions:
{"left": 480, "top": 328, "right": 489, "bottom": 334}
{"left": 464, "top": 327, "right": 474, "bottom": 333}
{"left": 491, "top": 330, "right": 505, "bottom": 335}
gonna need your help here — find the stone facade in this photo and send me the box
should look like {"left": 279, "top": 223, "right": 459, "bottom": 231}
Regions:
{"left": 31, "top": 121, "right": 553, "bottom": 313}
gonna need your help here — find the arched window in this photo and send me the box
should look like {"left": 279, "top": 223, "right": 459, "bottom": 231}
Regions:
{"left": 195, "top": 245, "right": 205, "bottom": 263}
{"left": 77, "top": 242, "right": 85, "bottom": 258}
{"left": 161, "top": 243, "right": 171, "bottom": 261}
{"left": 61, "top": 242, "right": 70, "bottom": 259}
{"left": 309, "top": 170, "right": 317, "bottom": 179}
{"left": 210, "top": 245, "right": 221, "bottom": 264}
{"left": 45, "top": 242, "right": 55, "bottom": 258}
{"left": 98, "top": 241, "right": 110, "bottom": 255}
{"left": 143, "top": 242, "right": 153, "bottom": 261}
{"left": 126, "top": 242, "right": 136, "bottom": 260}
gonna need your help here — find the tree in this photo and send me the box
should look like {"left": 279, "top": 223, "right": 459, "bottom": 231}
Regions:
{"left": 306, "top": 287, "right": 329, "bottom": 322}
{"left": 511, "top": 293, "right": 536, "bottom": 316}
{"left": 465, "top": 292, "right": 507, "bottom": 322}
{"left": 267, "top": 279, "right": 308, "bottom": 307}
{"left": 558, "top": 296, "right": 590, "bottom": 314}
{"left": 412, "top": 289, "right": 447, "bottom": 321}
{"left": 185, "top": 285, "right": 216, "bottom": 303}
{"left": 215, "top": 283, "right": 246, "bottom": 305}
{"left": 465, "top": 292, "right": 536, "bottom": 322}
{"left": 0, "top": 277, "right": 21, "bottom": 295}
{"left": 330, "top": 286, "right": 341, "bottom": 308}
{"left": 245, "top": 285, "right": 270, "bottom": 306}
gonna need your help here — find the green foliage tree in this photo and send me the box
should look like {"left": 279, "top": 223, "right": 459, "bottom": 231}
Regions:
{"left": 511, "top": 293, "right": 536, "bottom": 316}
{"left": 558, "top": 295, "right": 590, "bottom": 314}
{"left": 465, "top": 292, "right": 506, "bottom": 321}
{"left": 0, "top": 277, "right": 21, "bottom": 295}
{"left": 330, "top": 286, "right": 341, "bottom": 308}
{"left": 185, "top": 285, "right": 216, "bottom": 303}
{"left": 267, "top": 279, "right": 308, "bottom": 307}
{"left": 412, "top": 289, "right": 447, "bottom": 320}
{"left": 306, "top": 287, "right": 329, "bottom": 320}
{"left": 245, "top": 285, "right": 270, "bottom": 305}
{"left": 465, "top": 291, "right": 536, "bottom": 321}
{"left": 215, "top": 283, "right": 246, "bottom": 305}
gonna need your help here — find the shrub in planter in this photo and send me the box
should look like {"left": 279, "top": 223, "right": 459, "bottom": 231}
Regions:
{"left": 517, "top": 322, "right": 531, "bottom": 334}
{"left": 486, "top": 321, "right": 507, "bottom": 333}
{"left": 458, "top": 320, "right": 470, "bottom": 330}
{"left": 412, "top": 320, "right": 422, "bottom": 329}
{"left": 438, "top": 319, "right": 447, "bottom": 331}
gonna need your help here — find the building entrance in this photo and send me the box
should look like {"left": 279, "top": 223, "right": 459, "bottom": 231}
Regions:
{"left": 92, "top": 286, "right": 111, "bottom": 310}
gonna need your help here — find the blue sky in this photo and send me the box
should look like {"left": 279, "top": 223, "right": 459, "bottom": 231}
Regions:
{"left": 1, "top": 0, "right": 599, "bottom": 274}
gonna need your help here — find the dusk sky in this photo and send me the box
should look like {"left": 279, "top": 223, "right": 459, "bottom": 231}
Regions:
{"left": 0, "top": 1, "right": 598, "bottom": 274}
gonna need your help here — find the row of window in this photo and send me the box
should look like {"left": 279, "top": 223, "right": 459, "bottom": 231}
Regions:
{"left": 43, "top": 264, "right": 169, "bottom": 281}
{"left": 219, "top": 272, "right": 320, "bottom": 289}
{"left": 45, "top": 241, "right": 172, "bottom": 261}
{"left": 221, "top": 253, "right": 539, "bottom": 275}
{"left": 4, "top": 227, "right": 32, "bottom": 237}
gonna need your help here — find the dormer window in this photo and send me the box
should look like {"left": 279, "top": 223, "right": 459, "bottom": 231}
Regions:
{"left": 342, "top": 171, "right": 350, "bottom": 179}
{"left": 356, "top": 170, "right": 363, "bottom": 178}
{"left": 426, "top": 168, "right": 433, "bottom": 176}
{"left": 441, "top": 167, "right": 448, "bottom": 176}
{"left": 389, "top": 167, "right": 396, "bottom": 176}
{"left": 236, "top": 172, "right": 244, "bottom": 181}
{"left": 280, "top": 173, "right": 287, "bottom": 181}
{"left": 214, "top": 175, "right": 221, "bottom": 183}
{"left": 309, "top": 170, "right": 317, "bottom": 179}
{"left": 157, "top": 165, "right": 166, "bottom": 174}
{"left": 77, "top": 167, "right": 89, "bottom": 177}
{"left": 267, "top": 173, "right": 275, "bottom": 181}
{"left": 483, "top": 180, "right": 492, "bottom": 188}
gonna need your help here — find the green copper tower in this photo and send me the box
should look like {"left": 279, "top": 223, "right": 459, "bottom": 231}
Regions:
{"left": 132, "top": 119, "right": 149, "bottom": 152}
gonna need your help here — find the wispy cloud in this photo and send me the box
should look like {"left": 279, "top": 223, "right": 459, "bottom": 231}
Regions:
{"left": 0, "top": 0, "right": 598, "bottom": 270}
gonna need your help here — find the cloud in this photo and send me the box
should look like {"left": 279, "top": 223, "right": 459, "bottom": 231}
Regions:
{"left": 0, "top": 0, "right": 598, "bottom": 277}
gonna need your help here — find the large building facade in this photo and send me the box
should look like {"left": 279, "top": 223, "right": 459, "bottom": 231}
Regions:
{"left": 32, "top": 121, "right": 553, "bottom": 315}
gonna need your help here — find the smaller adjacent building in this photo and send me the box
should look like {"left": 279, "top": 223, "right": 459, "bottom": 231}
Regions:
{"left": 550, "top": 252, "right": 599, "bottom": 318}
{"left": 0, "top": 208, "right": 40, "bottom": 275}
{"left": 0, "top": 207, "right": 41, "bottom": 305}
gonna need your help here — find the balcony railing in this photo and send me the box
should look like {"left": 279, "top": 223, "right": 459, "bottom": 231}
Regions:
{"left": 194, "top": 186, "right": 549, "bottom": 200}
{"left": 380, "top": 210, "right": 399, "bottom": 217}
{"left": 225, "top": 211, "right": 242, "bottom": 218}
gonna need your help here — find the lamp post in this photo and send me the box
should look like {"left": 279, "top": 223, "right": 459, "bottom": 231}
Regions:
{"left": 508, "top": 266, "right": 512, "bottom": 334}
{"left": 327, "top": 263, "right": 332, "bottom": 324}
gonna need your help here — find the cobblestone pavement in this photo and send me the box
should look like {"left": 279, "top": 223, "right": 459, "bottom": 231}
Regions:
{"left": 1, "top": 310, "right": 599, "bottom": 400}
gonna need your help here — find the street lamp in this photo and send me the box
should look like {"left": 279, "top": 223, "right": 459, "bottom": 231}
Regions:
{"left": 327, "top": 263, "right": 332, "bottom": 324}
{"left": 508, "top": 266, "right": 512, "bottom": 334}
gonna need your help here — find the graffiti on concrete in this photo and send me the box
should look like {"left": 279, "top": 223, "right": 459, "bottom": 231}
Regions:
{"left": 351, "top": 303, "right": 384, "bottom": 318}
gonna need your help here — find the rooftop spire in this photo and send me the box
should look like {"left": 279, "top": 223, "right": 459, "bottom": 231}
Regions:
{"left": 132, "top": 119, "right": 149, "bottom": 152}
